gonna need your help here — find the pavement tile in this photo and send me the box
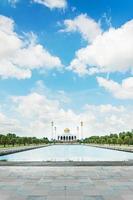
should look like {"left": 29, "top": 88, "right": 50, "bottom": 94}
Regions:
{"left": 84, "top": 195, "right": 104, "bottom": 200}
{"left": 0, "top": 166, "right": 133, "bottom": 200}
{"left": 27, "top": 195, "right": 47, "bottom": 200}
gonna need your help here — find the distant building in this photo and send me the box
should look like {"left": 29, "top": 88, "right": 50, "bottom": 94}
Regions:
{"left": 57, "top": 128, "right": 77, "bottom": 142}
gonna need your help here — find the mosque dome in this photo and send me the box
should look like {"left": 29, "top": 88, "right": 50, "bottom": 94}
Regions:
{"left": 64, "top": 128, "right": 70, "bottom": 133}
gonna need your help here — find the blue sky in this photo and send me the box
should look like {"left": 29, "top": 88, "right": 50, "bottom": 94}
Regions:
{"left": 0, "top": 0, "right": 133, "bottom": 138}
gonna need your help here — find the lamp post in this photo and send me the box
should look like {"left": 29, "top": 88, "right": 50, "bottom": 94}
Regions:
{"left": 51, "top": 121, "right": 54, "bottom": 141}
{"left": 80, "top": 121, "right": 83, "bottom": 141}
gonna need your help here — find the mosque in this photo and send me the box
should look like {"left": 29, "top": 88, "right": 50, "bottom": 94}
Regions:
{"left": 57, "top": 128, "right": 77, "bottom": 142}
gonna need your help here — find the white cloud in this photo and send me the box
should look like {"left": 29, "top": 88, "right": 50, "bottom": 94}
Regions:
{"left": 100, "top": 12, "right": 112, "bottom": 29}
{"left": 0, "top": 15, "right": 62, "bottom": 79}
{"left": 85, "top": 104, "right": 125, "bottom": 113}
{"left": 61, "top": 14, "right": 102, "bottom": 42}
{"left": 0, "top": 81, "right": 132, "bottom": 138}
{"left": 83, "top": 104, "right": 133, "bottom": 135}
{"left": 7, "top": 82, "right": 132, "bottom": 138}
{"left": 3, "top": 82, "right": 131, "bottom": 138}
{"left": 8, "top": 0, "right": 19, "bottom": 7}
{"left": 33, "top": 0, "right": 67, "bottom": 9}
{"left": 69, "top": 18, "right": 133, "bottom": 75}
{"left": 97, "top": 77, "right": 133, "bottom": 100}
{"left": 14, "top": 43, "right": 62, "bottom": 70}
{"left": 12, "top": 92, "right": 60, "bottom": 120}
{"left": 11, "top": 92, "right": 79, "bottom": 137}
{"left": 32, "top": 80, "right": 71, "bottom": 105}
{"left": 0, "top": 111, "right": 21, "bottom": 133}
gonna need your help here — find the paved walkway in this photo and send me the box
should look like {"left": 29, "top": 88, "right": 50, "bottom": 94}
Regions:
{"left": 0, "top": 166, "right": 133, "bottom": 200}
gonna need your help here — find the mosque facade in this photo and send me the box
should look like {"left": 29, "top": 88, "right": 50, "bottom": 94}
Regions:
{"left": 57, "top": 128, "right": 77, "bottom": 142}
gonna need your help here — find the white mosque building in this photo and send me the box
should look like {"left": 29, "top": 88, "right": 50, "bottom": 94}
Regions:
{"left": 57, "top": 128, "right": 77, "bottom": 142}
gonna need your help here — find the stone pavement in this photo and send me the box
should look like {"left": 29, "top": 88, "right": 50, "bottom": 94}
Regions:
{"left": 0, "top": 166, "right": 133, "bottom": 200}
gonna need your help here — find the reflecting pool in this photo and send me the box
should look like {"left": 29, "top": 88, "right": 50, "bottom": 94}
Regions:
{"left": 0, "top": 145, "right": 133, "bottom": 161}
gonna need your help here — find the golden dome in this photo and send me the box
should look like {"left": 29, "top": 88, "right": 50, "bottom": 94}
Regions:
{"left": 64, "top": 128, "right": 70, "bottom": 133}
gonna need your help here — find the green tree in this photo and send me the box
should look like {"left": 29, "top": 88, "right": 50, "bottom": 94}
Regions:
{"left": 107, "top": 138, "right": 112, "bottom": 145}
{"left": 18, "top": 137, "right": 22, "bottom": 146}
{"left": 22, "top": 137, "right": 28, "bottom": 146}
{"left": 10, "top": 138, "right": 16, "bottom": 146}
{"left": 117, "top": 138, "right": 123, "bottom": 146}
{"left": 111, "top": 137, "right": 117, "bottom": 145}
{"left": 1, "top": 135, "right": 7, "bottom": 147}
{"left": 124, "top": 136, "right": 131, "bottom": 145}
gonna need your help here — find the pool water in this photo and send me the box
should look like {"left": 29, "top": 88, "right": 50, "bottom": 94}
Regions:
{"left": 0, "top": 144, "right": 133, "bottom": 161}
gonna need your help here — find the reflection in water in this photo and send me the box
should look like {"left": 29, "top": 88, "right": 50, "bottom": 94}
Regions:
{"left": 0, "top": 145, "right": 133, "bottom": 161}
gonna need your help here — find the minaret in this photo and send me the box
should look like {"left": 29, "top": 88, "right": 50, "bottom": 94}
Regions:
{"left": 77, "top": 126, "right": 79, "bottom": 140}
{"left": 54, "top": 126, "right": 57, "bottom": 141}
{"left": 51, "top": 121, "right": 54, "bottom": 141}
{"left": 80, "top": 121, "right": 83, "bottom": 141}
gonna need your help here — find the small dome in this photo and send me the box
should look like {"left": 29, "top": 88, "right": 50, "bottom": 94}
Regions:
{"left": 64, "top": 128, "right": 70, "bottom": 133}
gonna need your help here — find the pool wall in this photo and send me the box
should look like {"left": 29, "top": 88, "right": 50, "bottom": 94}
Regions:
{"left": 0, "top": 144, "right": 51, "bottom": 156}
{"left": 0, "top": 160, "right": 133, "bottom": 166}
{"left": 86, "top": 144, "right": 133, "bottom": 153}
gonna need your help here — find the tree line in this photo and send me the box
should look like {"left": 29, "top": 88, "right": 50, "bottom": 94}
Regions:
{"left": 83, "top": 131, "right": 133, "bottom": 145}
{"left": 0, "top": 133, "right": 49, "bottom": 147}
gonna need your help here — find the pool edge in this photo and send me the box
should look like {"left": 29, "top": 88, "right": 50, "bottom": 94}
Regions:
{"left": 0, "top": 161, "right": 133, "bottom": 166}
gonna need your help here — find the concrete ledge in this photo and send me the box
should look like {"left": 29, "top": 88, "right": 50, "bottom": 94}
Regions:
{"left": 0, "top": 144, "right": 50, "bottom": 156}
{"left": 0, "top": 161, "right": 133, "bottom": 166}
{"left": 86, "top": 144, "right": 133, "bottom": 153}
